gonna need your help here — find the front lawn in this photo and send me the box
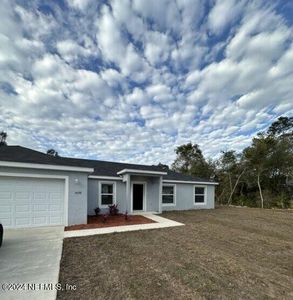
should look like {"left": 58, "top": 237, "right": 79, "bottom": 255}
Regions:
{"left": 58, "top": 207, "right": 293, "bottom": 299}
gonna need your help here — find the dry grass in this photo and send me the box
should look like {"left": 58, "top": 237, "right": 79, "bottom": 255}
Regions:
{"left": 58, "top": 207, "right": 293, "bottom": 300}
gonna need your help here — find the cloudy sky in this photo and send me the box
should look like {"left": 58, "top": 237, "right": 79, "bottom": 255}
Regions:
{"left": 0, "top": 0, "right": 292, "bottom": 165}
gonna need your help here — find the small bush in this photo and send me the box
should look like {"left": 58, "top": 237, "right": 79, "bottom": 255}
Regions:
{"left": 231, "top": 190, "right": 292, "bottom": 209}
{"left": 265, "top": 191, "right": 291, "bottom": 209}
{"left": 231, "top": 194, "right": 258, "bottom": 207}
{"left": 94, "top": 207, "right": 100, "bottom": 216}
{"left": 108, "top": 204, "right": 119, "bottom": 216}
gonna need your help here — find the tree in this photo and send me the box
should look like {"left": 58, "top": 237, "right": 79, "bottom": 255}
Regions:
{"left": 170, "top": 115, "right": 293, "bottom": 209}
{"left": 220, "top": 150, "right": 238, "bottom": 194}
{"left": 47, "top": 149, "right": 59, "bottom": 157}
{"left": 267, "top": 116, "right": 293, "bottom": 136}
{"left": 157, "top": 163, "right": 169, "bottom": 171}
{"left": 267, "top": 122, "right": 293, "bottom": 195}
{"left": 171, "top": 143, "right": 214, "bottom": 178}
{"left": 243, "top": 134, "right": 275, "bottom": 208}
{"left": 217, "top": 150, "right": 245, "bottom": 205}
{"left": 239, "top": 117, "right": 293, "bottom": 208}
{"left": 0, "top": 131, "right": 7, "bottom": 146}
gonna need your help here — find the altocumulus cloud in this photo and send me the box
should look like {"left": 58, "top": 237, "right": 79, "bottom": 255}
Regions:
{"left": 0, "top": 0, "right": 292, "bottom": 164}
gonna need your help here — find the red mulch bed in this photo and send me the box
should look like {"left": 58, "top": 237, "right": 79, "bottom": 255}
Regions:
{"left": 65, "top": 214, "right": 156, "bottom": 231}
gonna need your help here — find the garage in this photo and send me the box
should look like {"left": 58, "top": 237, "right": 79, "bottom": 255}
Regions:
{"left": 0, "top": 176, "right": 66, "bottom": 228}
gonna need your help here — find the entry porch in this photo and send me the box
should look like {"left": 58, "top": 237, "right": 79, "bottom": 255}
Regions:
{"left": 118, "top": 169, "right": 166, "bottom": 214}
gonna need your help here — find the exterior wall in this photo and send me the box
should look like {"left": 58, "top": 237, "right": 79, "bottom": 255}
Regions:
{"left": 162, "top": 183, "right": 215, "bottom": 211}
{"left": 88, "top": 179, "right": 126, "bottom": 215}
{"left": 0, "top": 166, "right": 88, "bottom": 225}
{"left": 88, "top": 177, "right": 216, "bottom": 214}
{"left": 88, "top": 179, "right": 98, "bottom": 215}
{"left": 88, "top": 175, "right": 161, "bottom": 214}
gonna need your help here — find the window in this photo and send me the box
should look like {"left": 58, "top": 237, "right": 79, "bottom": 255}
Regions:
{"left": 99, "top": 182, "right": 116, "bottom": 207}
{"left": 162, "top": 184, "right": 176, "bottom": 205}
{"left": 194, "top": 186, "right": 206, "bottom": 204}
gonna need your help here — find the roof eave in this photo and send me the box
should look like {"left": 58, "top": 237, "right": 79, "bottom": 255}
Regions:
{"left": 117, "top": 169, "right": 167, "bottom": 176}
{"left": 0, "top": 160, "right": 94, "bottom": 173}
{"left": 163, "top": 179, "right": 219, "bottom": 185}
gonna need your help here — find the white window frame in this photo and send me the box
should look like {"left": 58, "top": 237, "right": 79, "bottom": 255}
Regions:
{"left": 162, "top": 184, "right": 176, "bottom": 206}
{"left": 99, "top": 181, "right": 116, "bottom": 208}
{"left": 194, "top": 185, "right": 207, "bottom": 205}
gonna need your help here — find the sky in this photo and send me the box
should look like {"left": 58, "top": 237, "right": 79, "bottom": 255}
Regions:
{"left": 0, "top": 0, "right": 292, "bottom": 165}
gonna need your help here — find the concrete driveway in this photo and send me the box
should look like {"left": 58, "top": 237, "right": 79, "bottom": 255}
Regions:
{"left": 0, "top": 226, "right": 64, "bottom": 300}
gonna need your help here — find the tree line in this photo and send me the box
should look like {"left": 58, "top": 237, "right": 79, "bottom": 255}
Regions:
{"left": 170, "top": 116, "right": 293, "bottom": 208}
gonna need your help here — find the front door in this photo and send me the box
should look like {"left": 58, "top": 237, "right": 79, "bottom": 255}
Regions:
{"left": 132, "top": 184, "right": 144, "bottom": 211}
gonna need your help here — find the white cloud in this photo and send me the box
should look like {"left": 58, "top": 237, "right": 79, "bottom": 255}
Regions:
{"left": 147, "top": 84, "right": 172, "bottom": 102}
{"left": 208, "top": 0, "right": 245, "bottom": 34}
{"left": 144, "top": 31, "right": 171, "bottom": 66}
{"left": 66, "top": 0, "right": 92, "bottom": 11}
{"left": 100, "top": 68, "right": 124, "bottom": 87}
{"left": 269, "top": 44, "right": 293, "bottom": 77}
{"left": 96, "top": 5, "right": 126, "bottom": 64}
{"left": 122, "top": 44, "right": 144, "bottom": 75}
{"left": 111, "top": 0, "right": 145, "bottom": 39}
{"left": 125, "top": 88, "right": 148, "bottom": 106}
{"left": 32, "top": 54, "right": 61, "bottom": 77}
{"left": 0, "top": 0, "right": 292, "bottom": 166}
{"left": 132, "top": 0, "right": 180, "bottom": 33}
{"left": 14, "top": 4, "right": 57, "bottom": 39}
{"left": 96, "top": 5, "right": 146, "bottom": 77}
{"left": 56, "top": 39, "right": 93, "bottom": 62}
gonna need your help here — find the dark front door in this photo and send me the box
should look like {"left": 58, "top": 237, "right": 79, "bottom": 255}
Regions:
{"left": 133, "top": 184, "right": 144, "bottom": 210}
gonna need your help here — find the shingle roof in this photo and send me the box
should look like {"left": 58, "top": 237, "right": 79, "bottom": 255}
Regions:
{"left": 0, "top": 145, "right": 216, "bottom": 183}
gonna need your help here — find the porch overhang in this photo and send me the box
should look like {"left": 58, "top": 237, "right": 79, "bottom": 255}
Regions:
{"left": 117, "top": 169, "right": 167, "bottom": 176}
{"left": 120, "top": 171, "right": 163, "bottom": 214}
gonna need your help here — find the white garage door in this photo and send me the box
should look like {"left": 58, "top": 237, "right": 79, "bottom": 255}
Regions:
{"left": 0, "top": 176, "right": 65, "bottom": 228}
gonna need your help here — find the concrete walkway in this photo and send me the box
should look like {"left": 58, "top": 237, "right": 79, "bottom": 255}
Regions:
{"left": 0, "top": 226, "right": 64, "bottom": 300}
{"left": 64, "top": 214, "right": 184, "bottom": 238}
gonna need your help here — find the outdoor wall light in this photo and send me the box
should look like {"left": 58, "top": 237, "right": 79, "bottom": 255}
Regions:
{"left": 74, "top": 178, "right": 79, "bottom": 184}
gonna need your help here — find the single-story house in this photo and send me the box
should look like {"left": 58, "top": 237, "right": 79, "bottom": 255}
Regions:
{"left": 0, "top": 146, "right": 218, "bottom": 228}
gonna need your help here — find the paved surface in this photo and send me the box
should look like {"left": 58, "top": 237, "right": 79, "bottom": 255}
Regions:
{"left": 0, "top": 226, "right": 64, "bottom": 300}
{"left": 64, "top": 214, "right": 184, "bottom": 238}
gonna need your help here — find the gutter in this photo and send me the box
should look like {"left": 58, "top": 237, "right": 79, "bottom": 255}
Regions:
{"left": 0, "top": 160, "right": 94, "bottom": 173}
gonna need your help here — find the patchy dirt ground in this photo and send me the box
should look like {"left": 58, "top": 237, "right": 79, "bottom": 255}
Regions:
{"left": 58, "top": 207, "right": 293, "bottom": 300}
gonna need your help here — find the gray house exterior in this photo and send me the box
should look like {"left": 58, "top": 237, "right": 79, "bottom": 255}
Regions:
{"left": 0, "top": 146, "right": 217, "bottom": 228}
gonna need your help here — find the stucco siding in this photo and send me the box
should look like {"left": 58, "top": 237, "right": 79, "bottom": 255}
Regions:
{"left": 88, "top": 179, "right": 98, "bottom": 215}
{"left": 89, "top": 176, "right": 161, "bottom": 214}
{"left": 88, "top": 179, "right": 127, "bottom": 215}
{"left": 116, "top": 180, "right": 127, "bottom": 212}
{"left": 88, "top": 177, "right": 215, "bottom": 214}
{"left": 146, "top": 177, "right": 160, "bottom": 212}
{"left": 162, "top": 183, "right": 215, "bottom": 211}
{"left": 67, "top": 173, "right": 88, "bottom": 225}
{"left": 0, "top": 166, "right": 88, "bottom": 225}
{"left": 206, "top": 185, "right": 215, "bottom": 209}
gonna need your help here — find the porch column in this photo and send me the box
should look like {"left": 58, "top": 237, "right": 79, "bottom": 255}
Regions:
{"left": 158, "top": 176, "right": 163, "bottom": 213}
{"left": 125, "top": 174, "right": 131, "bottom": 213}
